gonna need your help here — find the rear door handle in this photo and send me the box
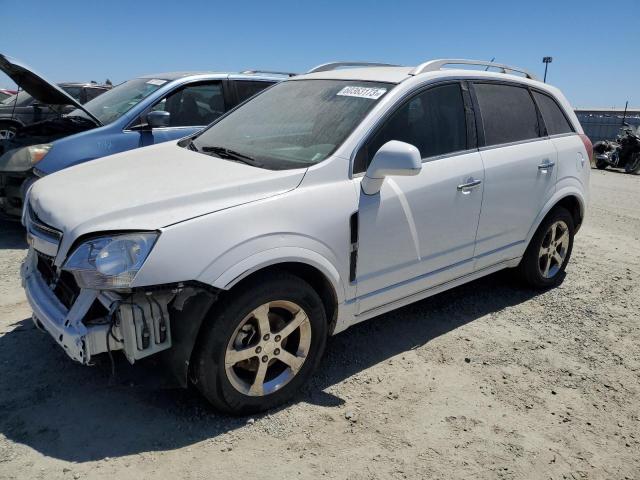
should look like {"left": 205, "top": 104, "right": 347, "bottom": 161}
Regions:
{"left": 457, "top": 179, "right": 482, "bottom": 191}
{"left": 538, "top": 160, "right": 555, "bottom": 171}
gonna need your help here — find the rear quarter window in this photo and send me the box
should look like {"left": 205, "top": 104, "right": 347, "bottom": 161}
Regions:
{"left": 474, "top": 83, "right": 541, "bottom": 146}
{"left": 532, "top": 91, "right": 574, "bottom": 135}
{"left": 235, "top": 81, "right": 275, "bottom": 105}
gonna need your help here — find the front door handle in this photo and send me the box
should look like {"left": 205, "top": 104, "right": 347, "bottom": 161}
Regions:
{"left": 538, "top": 160, "right": 556, "bottom": 172}
{"left": 457, "top": 179, "right": 482, "bottom": 192}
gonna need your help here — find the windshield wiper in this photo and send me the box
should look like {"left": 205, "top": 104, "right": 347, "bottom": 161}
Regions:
{"left": 200, "top": 145, "right": 263, "bottom": 167}
{"left": 187, "top": 139, "right": 199, "bottom": 152}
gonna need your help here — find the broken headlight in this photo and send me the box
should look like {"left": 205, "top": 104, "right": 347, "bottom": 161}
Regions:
{"left": 63, "top": 233, "right": 158, "bottom": 289}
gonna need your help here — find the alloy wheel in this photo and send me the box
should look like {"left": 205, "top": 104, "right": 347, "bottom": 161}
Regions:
{"left": 0, "top": 128, "right": 16, "bottom": 141}
{"left": 224, "top": 300, "right": 312, "bottom": 396}
{"left": 538, "top": 220, "right": 570, "bottom": 278}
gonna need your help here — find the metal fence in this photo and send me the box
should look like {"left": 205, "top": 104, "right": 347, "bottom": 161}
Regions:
{"left": 576, "top": 111, "right": 640, "bottom": 143}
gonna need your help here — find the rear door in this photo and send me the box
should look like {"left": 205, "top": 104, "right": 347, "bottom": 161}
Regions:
{"left": 472, "top": 82, "right": 557, "bottom": 270}
{"left": 531, "top": 90, "right": 588, "bottom": 197}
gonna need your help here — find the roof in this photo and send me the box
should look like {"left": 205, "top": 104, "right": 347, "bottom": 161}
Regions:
{"left": 58, "top": 82, "right": 111, "bottom": 88}
{"left": 575, "top": 106, "right": 640, "bottom": 114}
{"left": 138, "top": 71, "right": 291, "bottom": 82}
{"left": 295, "top": 59, "right": 542, "bottom": 85}
{"left": 139, "top": 71, "right": 221, "bottom": 80}
{"left": 298, "top": 66, "right": 414, "bottom": 84}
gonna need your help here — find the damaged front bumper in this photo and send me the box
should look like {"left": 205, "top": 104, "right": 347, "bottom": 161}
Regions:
{"left": 22, "top": 249, "right": 100, "bottom": 363}
{"left": 21, "top": 248, "right": 216, "bottom": 381}
{"left": 20, "top": 205, "right": 219, "bottom": 384}
{"left": 21, "top": 249, "right": 176, "bottom": 364}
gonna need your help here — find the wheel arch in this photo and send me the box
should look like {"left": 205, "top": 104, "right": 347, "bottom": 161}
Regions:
{"left": 211, "top": 248, "right": 345, "bottom": 335}
{"left": 0, "top": 118, "right": 24, "bottom": 129}
{"left": 224, "top": 261, "right": 340, "bottom": 335}
{"left": 526, "top": 189, "right": 586, "bottom": 247}
{"left": 555, "top": 195, "right": 583, "bottom": 231}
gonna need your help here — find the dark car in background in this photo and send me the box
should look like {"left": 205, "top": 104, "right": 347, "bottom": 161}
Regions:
{"left": 0, "top": 81, "right": 111, "bottom": 140}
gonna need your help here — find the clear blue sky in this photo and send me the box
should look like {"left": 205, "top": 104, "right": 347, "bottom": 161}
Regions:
{"left": 1, "top": 0, "right": 638, "bottom": 108}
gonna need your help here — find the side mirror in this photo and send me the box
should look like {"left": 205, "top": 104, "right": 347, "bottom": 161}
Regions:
{"left": 361, "top": 140, "right": 422, "bottom": 195}
{"left": 146, "top": 110, "right": 170, "bottom": 129}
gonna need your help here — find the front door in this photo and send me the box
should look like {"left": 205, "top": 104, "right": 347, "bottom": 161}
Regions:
{"left": 354, "top": 82, "right": 484, "bottom": 314}
{"left": 127, "top": 81, "right": 229, "bottom": 147}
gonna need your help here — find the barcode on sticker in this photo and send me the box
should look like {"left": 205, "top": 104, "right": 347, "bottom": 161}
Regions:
{"left": 337, "top": 86, "right": 387, "bottom": 100}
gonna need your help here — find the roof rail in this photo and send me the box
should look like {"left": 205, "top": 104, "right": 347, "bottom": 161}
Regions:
{"left": 307, "top": 62, "right": 401, "bottom": 73}
{"left": 241, "top": 70, "right": 297, "bottom": 77}
{"left": 410, "top": 59, "right": 538, "bottom": 80}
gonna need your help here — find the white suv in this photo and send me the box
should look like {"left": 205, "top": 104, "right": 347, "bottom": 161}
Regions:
{"left": 21, "top": 59, "right": 591, "bottom": 414}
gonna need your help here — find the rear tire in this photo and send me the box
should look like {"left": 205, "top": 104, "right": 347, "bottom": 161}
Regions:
{"left": 518, "top": 207, "right": 575, "bottom": 289}
{"left": 192, "top": 271, "right": 327, "bottom": 415}
{"left": 624, "top": 153, "right": 640, "bottom": 174}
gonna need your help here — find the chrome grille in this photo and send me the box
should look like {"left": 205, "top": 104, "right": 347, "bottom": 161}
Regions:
{"left": 26, "top": 202, "right": 62, "bottom": 257}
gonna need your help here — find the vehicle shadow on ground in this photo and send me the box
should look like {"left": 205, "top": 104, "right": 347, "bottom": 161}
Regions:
{"left": 0, "top": 270, "right": 541, "bottom": 463}
{"left": 0, "top": 220, "right": 27, "bottom": 249}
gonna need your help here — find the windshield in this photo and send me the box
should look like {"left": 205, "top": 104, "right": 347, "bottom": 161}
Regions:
{"left": 67, "top": 77, "right": 167, "bottom": 124}
{"left": 190, "top": 79, "right": 393, "bottom": 170}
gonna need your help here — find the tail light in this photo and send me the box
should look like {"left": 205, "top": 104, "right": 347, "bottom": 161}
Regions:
{"left": 579, "top": 134, "right": 593, "bottom": 161}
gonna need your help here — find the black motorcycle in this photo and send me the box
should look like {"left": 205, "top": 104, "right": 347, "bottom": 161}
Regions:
{"left": 593, "top": 123, "right": 640, "bottom": 174}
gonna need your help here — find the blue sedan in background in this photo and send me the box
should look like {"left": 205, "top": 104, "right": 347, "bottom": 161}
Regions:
{"left": 0, "top": 53, "right": 291, "bottom": 219}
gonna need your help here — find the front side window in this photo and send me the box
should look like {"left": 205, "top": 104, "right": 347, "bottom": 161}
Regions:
{"left": 190, "top": 80, "right": 392, "bottom": 170}
{"left": 532, "top": 91, "right": 573, "bottom": 135}
{"left": 149, "top": 82, "right": 225, "bottom": 127}
{"left": 67, "top": 78, "right": 167, "bottom": 124}
{"left": 355, "top": 83, "right": 468, "bottom": 173}
{"left": 474, "top": 83, "right": 541, "bottom": 146}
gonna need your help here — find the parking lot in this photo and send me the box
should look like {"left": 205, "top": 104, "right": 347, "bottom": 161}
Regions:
{"left": 0, "top": 169, "right": 638, "bottom": 479}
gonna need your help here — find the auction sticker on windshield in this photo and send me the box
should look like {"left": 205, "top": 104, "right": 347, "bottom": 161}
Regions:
{"left": 146, "top": 79, "right": 167, "bottom": 86}
{"left": 337, "top": 86, "right": 387, "bottom": 100}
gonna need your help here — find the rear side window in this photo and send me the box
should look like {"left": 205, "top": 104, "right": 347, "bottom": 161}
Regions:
{"left": 474, "top": 83, "right": 540, "bottom": 146}
{"left": 355, "top": 83, "right": 467, "bottom": 172}
{"left": 62, "top": 86, "right": 82, "bottom": 102}
{"left": 532, "top": 91, "right": 574, "bottom": 135}
{"left": 85, "top": 87, "right": 106, "bottom": 102}
{"left": 235, "top": 80, "right": 274, "bottom": 104}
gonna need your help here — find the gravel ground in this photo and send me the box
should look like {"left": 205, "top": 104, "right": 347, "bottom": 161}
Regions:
{"left": 0, "top": 169, "right": 638, "bottom": 480}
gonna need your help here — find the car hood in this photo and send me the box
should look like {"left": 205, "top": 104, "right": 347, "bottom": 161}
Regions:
{"left": 0, "top": 116, "right": 97, "bottom": 165}
{"left": 28, "top": 142, "right": 306, "bottom": 258}
{"left": 0, "top": 54, "right": 84, "bottom": 108}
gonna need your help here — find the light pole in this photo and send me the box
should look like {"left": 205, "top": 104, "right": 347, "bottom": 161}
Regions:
{"left": 542, "top": 56, "right": 553, "bottom": 83}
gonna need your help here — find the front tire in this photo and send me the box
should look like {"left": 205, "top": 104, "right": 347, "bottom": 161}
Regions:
{"left": 595, "top": 158, "right": 608, "bottom": 170}
{"left": 192, "top": 271, "right": 327, "bottom": 415}
{"left": 518, "top": 207, "right": 575, "bottom": 289}
{"left": 0, "top": 122, "right": 17, "bottom": 141}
